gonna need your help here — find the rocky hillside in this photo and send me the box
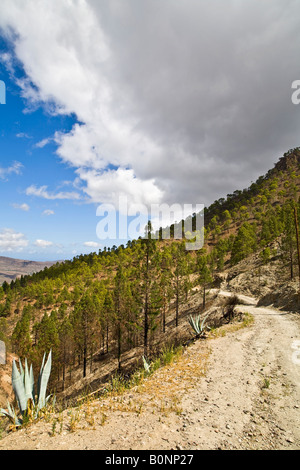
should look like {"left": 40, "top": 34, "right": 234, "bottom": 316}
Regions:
{"left": 0, "top": 148, "right": 299, "bottom": 433}
{"left": 220, "top": 238, "right": 300, "bottom": 313}
{"left": 0, "top": 256, "right": 58, "bottom": 284}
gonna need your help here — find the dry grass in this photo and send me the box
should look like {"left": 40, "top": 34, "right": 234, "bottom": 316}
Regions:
{"left": 84, "top": 340, "right": 211, "bottom": 422}
{"left": 43, "top": 311, "right": 254, "bottom": 434}
{"left": 208, "top": 312, "right": 254, "bottom": 338}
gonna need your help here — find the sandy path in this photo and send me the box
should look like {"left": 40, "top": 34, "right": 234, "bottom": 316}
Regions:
{"left": 180, "top": 300, "right": 300, "bottom": 449}
{"left": 0, "top": 292, "right": 299, "bottom": 450}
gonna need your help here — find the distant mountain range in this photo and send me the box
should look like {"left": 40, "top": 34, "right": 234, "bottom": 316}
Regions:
{"left": 0, "top": 256, "right": 58, "bottom": 284}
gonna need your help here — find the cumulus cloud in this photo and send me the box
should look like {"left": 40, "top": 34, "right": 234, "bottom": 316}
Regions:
{"left": 1, "top": 1, "right": 300, "bottom": 208}
{"left": 0, "top": 228, "right": 29, "bottom": 252}
{"left": 77, "top": 167, "right": 163, "bottom": 208}
{"left": 26, "top": 184, "right": 81, "bottom": 200}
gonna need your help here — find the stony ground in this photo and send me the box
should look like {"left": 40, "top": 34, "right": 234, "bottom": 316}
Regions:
{"left": 0, "top": 291, "right": 299, "bottom": 450}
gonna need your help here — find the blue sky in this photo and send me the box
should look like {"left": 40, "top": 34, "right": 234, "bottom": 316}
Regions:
{"left": 1, "top": 1, "right": 300, "bottom": 261}
{"left": 0, "top": 37, "right": 106, "bottom": 260}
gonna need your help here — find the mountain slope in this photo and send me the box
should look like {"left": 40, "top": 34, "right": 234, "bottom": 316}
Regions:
{"left": 1, "top": 290, "right": 299, "bottom": 450}
{"left": 0, "top": 256, "right": 58, "bottom": 284}
{"left": 0, "top": 148, "right": 299, "bottom": 420}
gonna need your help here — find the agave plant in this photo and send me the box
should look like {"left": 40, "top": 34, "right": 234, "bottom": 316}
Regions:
{"left": 142, "top": 355, "right": 151, "bottom": 374}
{"left": 0, "top": 350, "right": 53, "bottom": 427}
{"left": 188, "top": 313, "right": 210, "bottom": 337}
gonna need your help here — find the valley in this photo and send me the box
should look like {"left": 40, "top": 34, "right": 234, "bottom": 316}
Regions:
{"left": 0, "top": 256, "right": 58, "bottom": 285}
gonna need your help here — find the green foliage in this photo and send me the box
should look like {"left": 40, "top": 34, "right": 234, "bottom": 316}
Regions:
{"left": 260, "top": 247, "right": 271, "bottom": 264}
{"left": 231, "top": 222, "right": 257, "bottom": 264}
{"left": 0, "top": 295, "right": 11, "bottom": 317}
{"left": 172, "top": 241, "right": 191, "bottom": 326}
{"left": 11, "top": 309, "right": 32, "bottom": 359}
{"left": 197, "top": 254, "right": 213, "bottom": 285}
{"left": 71, "top": 292, "right": 100, "bottom": 378}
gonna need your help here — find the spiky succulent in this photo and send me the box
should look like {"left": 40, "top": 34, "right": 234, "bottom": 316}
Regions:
{"left": 188, "top": 313, "right": 210, "bottom": 337}
{"left": 142, "top": 355, "right": 151, "bottom": 374}
{"left": 0, "top": 350, "right": 53, "bottom": 427}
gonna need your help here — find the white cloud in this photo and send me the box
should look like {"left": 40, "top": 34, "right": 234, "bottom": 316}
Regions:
{"left": 26, "top": 184, "right": 81, "bottom": 200}
{"left": 0, "top": 0, "right": 165, "bottom": 206}
{"left": 34, "top": 239, "right": 53, "bottom": 247}
{"left": 35, "top": 137, "right": 53, "bottom": 148}
{"left": 1, "top": 1, "right": 300, "bottom": 208}
{"left": 12, "top": 203, "right": 30, "bottom": 211}
{"left": 77, "top": 167, "right": 163, "bottom": 209}
{"left": 42, "top": 209, "right": 55, "bottom": 216}
{"left": 0, "top": 228, "right": 29, "bottom": 252}
{"left": 0, "top": 161, "right": 23, "bottom": 180}
{"left": 83, "top": 241, "right": 102, "bottom": 248}
{"left": 16, "top": 132, "right": 31, "bottom": 139}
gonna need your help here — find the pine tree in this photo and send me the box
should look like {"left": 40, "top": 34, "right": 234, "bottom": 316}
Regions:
{"left": 58, "top": 318, "right": 74, "bottom": 390}
{"left": 197, "top": 252, "right": 213, "bottom": 309}
{"left": 281, "top": 202, "right": 297, "bottom": 279}
{"left": 231, "top": 222, "right": 257, "bottom": 264}
{"left": 102, "top": 289, "right": 114, "bottom": 354}
{"left": 71, "top": 292, "right": 100, "bottom": 378}
{"left": 159, "top": 249, "right": 173, "bottom": 333}
{"left": 139, "top": 221, "right": 157, "bottom": 357}
{"left": 113, "top": 264, "right": 129, "bottom": 371}
{"left": 11, "top": 308, "right": 32, "bottom": 359}
{"left": 172, "top": 242, "right": 189, "bottom": 327}
{"left": 36, "top": 311, "right": 59, "bottom": 379}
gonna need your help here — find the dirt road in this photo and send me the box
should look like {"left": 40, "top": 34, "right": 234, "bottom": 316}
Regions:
{"left": 0, "top": 292, "right": 299, "bottom": 450}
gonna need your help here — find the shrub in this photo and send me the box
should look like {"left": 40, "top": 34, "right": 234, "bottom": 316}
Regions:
{"left": 222, "top": 295, "right": 239, "bottom": 322}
